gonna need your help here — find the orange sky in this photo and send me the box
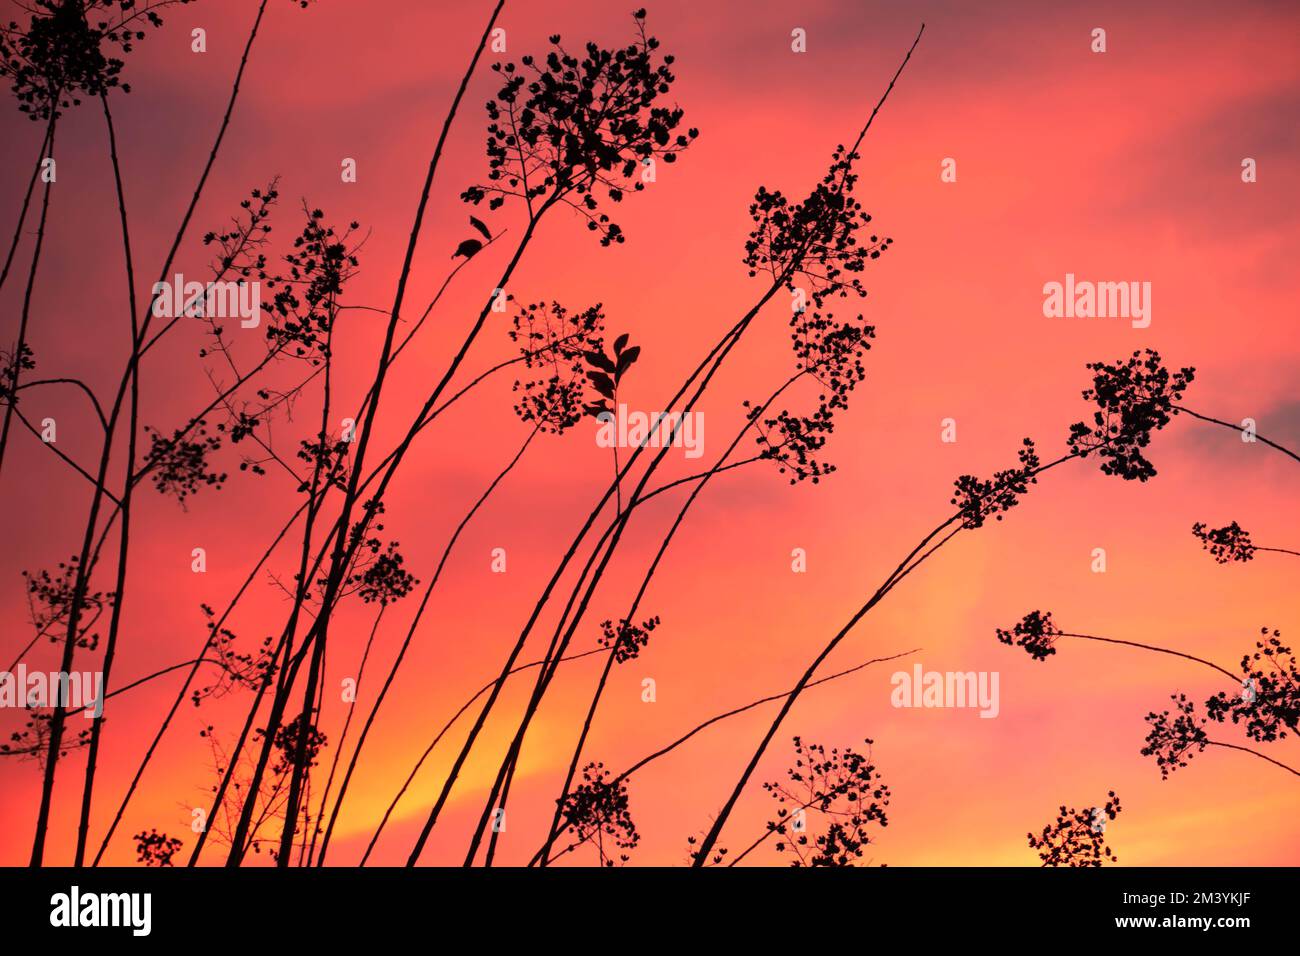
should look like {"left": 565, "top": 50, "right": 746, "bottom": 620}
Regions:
{"left": 0, "top": 0, "right": 1297, "bottom": 866}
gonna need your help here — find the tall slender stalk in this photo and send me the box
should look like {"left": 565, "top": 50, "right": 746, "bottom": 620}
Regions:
{"left": 365, "top": 457, "right": 760, "bottom": 863}
{"left": 0, "top": 117, "right": 53, "bottom": 293}
{"left": 689, "top": 452, "right": 1085, "bottom": 864}
{"left": 0, "top": 113, "right": 57, "bottom": 481}
{"left": 466, "top": 23, "right": 928, "bottom": 863}
{"left": 1055, "top": 631, "right": 1237, "bottom": 681}
{"left": 29, "top": 0, "right": 271, "bottom": 865}
{"left": 1176, "top": 406, "right": 1300, "bottom": 465}
{"left": 405, "top": 300, "right": 763, "bottom": 864}
{"left": 535, "top": 368, "right": 810, "bottom": 863}
{"left": 315, "top": 424, "right": 542, "bottom": 864}
{"left": 72, "top": 92, "right": 141, "bottom": 866}
{"left": 223, "top": 0, "right": 508, "bottom": 864}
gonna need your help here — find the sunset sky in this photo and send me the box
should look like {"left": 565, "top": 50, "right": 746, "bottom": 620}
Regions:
{"left": 0, "top": 0, "right": 1296, "bottom": 866}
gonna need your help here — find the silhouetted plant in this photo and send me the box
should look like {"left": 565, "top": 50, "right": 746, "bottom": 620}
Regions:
{"left": 1, "top": 711, "right": 90, "bottom": 764}
{"left": 1192, "top": 521, "right": 1255, "bottom": 563}
{"left": 462, "top": 8, "right": 698, "bottom": 242}
{"left": 271, "top": 712, "right": 326, "bottom": 778}
{"left": 20, "top": 558, "right": 107, "bottom": 652}
{"left": 1066, "top": 349, "right": 1195, "bottom": 482}
{"left": 743, "top": 150, "right": 890, "bottom": 306}
{"left": 19, "top": 0, "right": 289, "bottom": 866}
{"left": 748, "top": 315, "right": 875, "bottom": 485}
{"left": 133, "top": 828, "right": 182, "bottom": 866}
{"left": 264, "top": 207, "right": 363, "bottom": 363}
{"left": 685, "top": 832, "right": 728, "bottom": 867}
{"left": 597, "top": 614, "right": 659, "bottom": 664}
{"left": 0, "top": 0, "right": 192, "bottom": 121}
{"left": 473, "top": 52, "right": 918, "bottom": 861}
{"left": 951, "top": 438, "right": 1041, "bottom": 528}
{"left": 1027, "top": 792, "right": 1121, "bottom": 866}
{"left": 1142, "top": 694, "right": 1209, "bottom": 779}
{"left": 354, "top": 542, "right": 418, "bottom": 607}
{"left": 688, "top": 344, "right": 1196, "bottom": 865}
{"left": 994, "top": 614, "right": 1299, "bottom": 780}
{"left": 189, "top": 604, "right": 276, "bottom": 704}
{"left": 583, "top": 331, "right": 640, "bottom": 421}
{"left": 554, "top": 761, "right": 639, "bottom": 866}
{"left": 509, "top": 300, "right": 608, "bottom": 432}
{"left": 142, "top": 421, "right": 227, "bottom": 505}
{"left": 0, "top": 344, "right": 34, "bottom": 403}
{"left": 762, "top": 737, "right": 890, "bottom": 867}
{"left": 403, "top": 9, "right": 704, "bottom": 864}
{"left": 1205, "top": 628, "right": 1299, "bottom": 744}
{"left": 995, "top": 609, "right": 1061, "bottom": 661}
{"left": 1191, "top": 521, "right": 1299, "bottom": 563}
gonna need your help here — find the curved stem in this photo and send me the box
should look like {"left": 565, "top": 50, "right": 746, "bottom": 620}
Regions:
{"left": 537, "top": 371, "right": 805, "bottom": 864}
{"left": 0, "top": 118, "right": 53, "bottom": 294}
{"left": 0, "top": 112, "right": 57, "bottom": 483}
{"left": 1057, "top": 632, "right": 1238, "bottom": 682}
{"left": 92, "top": 499, "right": 306, "bottom": 865}
{"left": 1206, "top": 740, "right": 1300, "bottom": 777}
{"left": 359, "top": 647, "right": 606, "bottom": 867}
{"left": 18, "top": 378, "right": 107, "bottom": 431}
{"left": 1177, "top": 406, "right": 1300, "bottom": 465}
{"left": 315, "top": 424, "right": 539, "bottom": 865}
{"left": 75, "top": 92, "right": 142, "bottom": 866}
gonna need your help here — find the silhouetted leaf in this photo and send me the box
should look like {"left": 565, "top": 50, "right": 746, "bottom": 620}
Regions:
{"left": 616, "top": 345, "right": 640, "bottom": 377}
{"left": 452, "top": 238, "right": 482, "bottom": 260}
{"left": 587, "top": 371, "right": 616, "bottom": 399}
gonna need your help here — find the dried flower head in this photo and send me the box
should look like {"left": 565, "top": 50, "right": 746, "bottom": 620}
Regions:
{"left": 134, "top": 828, "right": 183, "bottom": 866}
{"left": 1205, "top": 628, "right": 1298, "bottom": 744}
{"left": 462, "top": 9, "right": 698, "bottom": 245}
{"left": 996, "top": 609, "right": 1061, "bottom": 662}
{"left": 762, "top": 736, "right": 890, "bottom": 867}
{"left": 744, "top": 146, "right": 892, "bottom": 308}
{"left": 1141, "top": 693, "right": 1209, "bottom": 779}
{"left": 598, "top": 614, "right": 660, "bottom": 663}
{"left": 1066, "top": 349, "right": 1195, "bottom": 481}
{"left": 1027, "top": 792, "right": 1122, "bottom": 866}
{"left": 1191, "top": 521, "right": 1255, "bottom": 564}
{"left": 510, "top": 301, "right": 608, "bottom": 433}
{"left": 950, "top": 438, "right": 1040, "bottom": 529}
{"left": 0, "top": 0, "right": 193, "bottom": 120}
{"left": 558, "top": 761, "right": 639, "bottom": 866}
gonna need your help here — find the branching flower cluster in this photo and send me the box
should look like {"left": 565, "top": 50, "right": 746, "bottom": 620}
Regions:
{"left": 950, "top": 438, "right": 1040, "bottom": 529}
{"left": 142, "top": 420, "right": 227, "bottom": 506}
{"left": 1204, "top": 628, "right": 1298, "bottom": 744}
{"left": 23, "top": 557, "right": 108, "bottom": 651}
{"left": 189, "top": 604, "right": 276, "bottom": 705}
{"left": 0, "top": 0, "right": 192, "bottom": 121}
{"left": 1191, "top": 521, "right": 1255, "bottom": 563}
{"left": 270, "top": 712, "right": 327, "bottom": 777}
{"left": 749, "top": 315, "right": 876, "bottom": 485}
{"left": 133, "top": 828, "right": 182, "bottom": 866}
{"left": 995, "top": 609, "right": 1061, "bottom": 662}
{"left": 597, "top": 614, "right": 660, "bottom": 664}
{"left": 509, "top": 301, "right": 606, "bottom": 433}
{"left": 1141, "top": 693, "right": 1210, "bottom": 779}
{"left": 557, "top": 761, "right": 639, "bottom": 866}
{"left": 462, "top": 9, "right": 698, "bottom": 244}
{"left": 1066, "top": 349, "right": 1195, "bottom": 481}
{"left": 264, "top": 208, "right": 363, "bottom": 363}
{"left": 762, "top": 736, "right": 890, "bottom": 867}
{"left": 1027, "top": 792, "right": 1122, "bottom": 866}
